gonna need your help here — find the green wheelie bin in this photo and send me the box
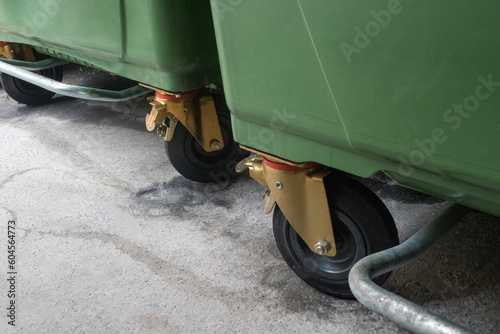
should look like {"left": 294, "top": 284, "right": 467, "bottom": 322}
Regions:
{"left": 0, "top": 0, "right": 248, "bottom": 182}
{"left": 210, "top": 0, "right": 500, "bottom": 300}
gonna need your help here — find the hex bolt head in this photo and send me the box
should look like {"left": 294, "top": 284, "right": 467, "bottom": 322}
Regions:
{"left": 156, "top": 124, "right": 167, "bottom": 137}
{"left": 275, "top": 181, "right": 283, "bottom": 189}
{"left": 211, "top": 140, "right": 221, "bottom": 151}
{"left": 314, "top": 241, "right": 330, "bottom": 255}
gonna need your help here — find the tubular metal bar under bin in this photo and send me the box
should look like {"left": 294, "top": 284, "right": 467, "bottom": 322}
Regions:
{"left": 348, "top": 204, "right": 473, "bottom": 334}
{"left": 0, "top": 58, "right": 151, "bottom": 102}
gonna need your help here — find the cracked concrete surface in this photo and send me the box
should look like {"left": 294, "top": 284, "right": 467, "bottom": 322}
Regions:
{"left": 0, "top": 66, "right": 499, "bottom": 333}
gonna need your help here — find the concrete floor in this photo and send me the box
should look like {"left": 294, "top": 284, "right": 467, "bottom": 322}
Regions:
{"left": 0, "top": 67, "right": 499, "bottom": 333}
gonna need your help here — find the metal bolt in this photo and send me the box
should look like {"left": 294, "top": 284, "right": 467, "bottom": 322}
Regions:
{"left": 275, "top": 181, "right": 283, "bottom": 189}
{"left": 314, "top": 241, "right": 330, "bottom": 255}
{"left": 156, "top": 124, "right": 167, "bottom": 137}
{"left": 211, "top": 140, "right": 221, "bottom": 151}
{"left": 182, "top": 108, "right": 188, "bottom": 113}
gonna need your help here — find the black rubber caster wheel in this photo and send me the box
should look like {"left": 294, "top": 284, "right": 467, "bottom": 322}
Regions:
{"left": 165, "top": 94, "right": 249, "bottom": 183}
{"left": 273, "top": 173, "right": 399, "bottom": 298}
{"left": 0, "top": 54, "right": 63, "bottom": 106}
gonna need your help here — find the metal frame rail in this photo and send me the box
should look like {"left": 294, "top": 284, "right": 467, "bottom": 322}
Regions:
{"left": 0, "top": 58, "right": 151, "bottom": 102}
{"left": 349, "top": 204, "right": 474, "bottom": 334}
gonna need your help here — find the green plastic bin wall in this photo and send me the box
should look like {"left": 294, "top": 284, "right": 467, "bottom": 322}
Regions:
{"left": 0, "top": 0, "right": 221, "bottom": 92}
{"left": 210, "top": 0, "right": 500, "bottom": 216}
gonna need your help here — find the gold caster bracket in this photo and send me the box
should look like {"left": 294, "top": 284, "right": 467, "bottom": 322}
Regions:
{"left": 0, "top": 42, "right": 36, "bottom": 61}
{"left": 143, "top": 87, "right": 224, "bottom": 153}
{"left": 0, "top": 42, "right": 37, "bottom": 77}
{"left": 237, "top": 149, "right": 337, "bottom": 257}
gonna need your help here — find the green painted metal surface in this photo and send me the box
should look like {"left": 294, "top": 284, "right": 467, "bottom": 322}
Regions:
{"left": 210, "top": 0, "right": 500, "bottom": 216}
{"left": 0, "top": 0, "right": 221, "bottom": 92}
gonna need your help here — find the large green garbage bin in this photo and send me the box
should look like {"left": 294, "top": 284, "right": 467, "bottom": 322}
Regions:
{"left": 211, "top": 0, "right": 500, "bottom": 216}
{"left": 0, "top": 0, "right": 221, "bottom": 91}
{"left": 0, "top": 0, "right": 249, "bottom": 183}
{"left": 210, "top": 0, "right": 500, "bottom": 300}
